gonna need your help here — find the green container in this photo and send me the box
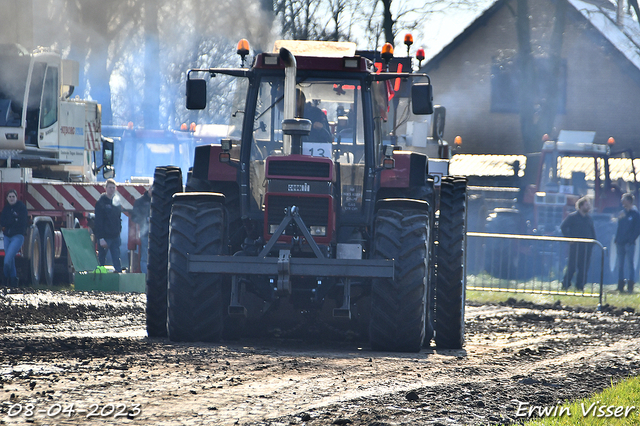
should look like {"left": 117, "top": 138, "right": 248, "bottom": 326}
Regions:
{"left": 74, "top": 270, "right": 146, "bottom": 292}
{"left": 61, "top": 228, "right": 145, "bottom": 293}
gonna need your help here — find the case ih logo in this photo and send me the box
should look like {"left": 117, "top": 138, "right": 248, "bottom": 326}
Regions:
{"left": 287, "top": 183, "right": 310, "bottom": 192}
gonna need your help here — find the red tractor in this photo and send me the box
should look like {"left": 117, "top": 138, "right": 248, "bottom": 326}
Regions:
{"left": 146, "top": 40, "right": 468, "bottom": 352}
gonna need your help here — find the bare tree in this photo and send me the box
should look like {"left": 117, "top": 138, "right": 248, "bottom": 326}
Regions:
{"left": 274, "top": 0, "right": 357, "bottom": 41}
{"left": 56, "top": 0, "right": 140, "bottom": 125}
{"left": 36, "top": 0, "right": 481, "bottom": 129}
{"left": 157, "top": 0, "right": 272, "bottom": 128}
{"left": 516, "top": 0, "right": 566, "bottom": 154}
{"left": 143, "top": 0, "right": 160, "bottom": 129}
{"left": 359, "top": 0, "right": 476, "bottom": 49}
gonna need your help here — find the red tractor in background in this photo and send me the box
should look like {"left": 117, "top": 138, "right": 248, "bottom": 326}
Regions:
{"left": 145, "top": 39, "right": 468, "bottom": 352}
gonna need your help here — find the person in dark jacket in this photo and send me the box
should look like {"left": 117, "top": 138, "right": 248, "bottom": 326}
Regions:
{"left": 1, "top": 189, "right": 28, "bottom": 287}
{"left": 615, "top": 192, "right": 640, "bottom": 293}
{"left": 560, "top": 196, "right": 596, "bottom": 291}
{"left": 296, "top": 89, "right": 332, "bottom": 143}
{"left": 131, "top": 185, "right": 152, "bottom": 274}
{"left": 94, "top": 179, "right": 123, "bottom": 273}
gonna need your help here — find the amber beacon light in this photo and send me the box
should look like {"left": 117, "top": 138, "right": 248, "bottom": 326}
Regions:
{"left": 237, "top": 39, "right": 250, "bottom": 66}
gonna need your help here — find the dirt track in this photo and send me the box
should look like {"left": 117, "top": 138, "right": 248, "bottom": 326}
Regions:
{"left": 1, "top": 288, "right": 640, "bottom": 425}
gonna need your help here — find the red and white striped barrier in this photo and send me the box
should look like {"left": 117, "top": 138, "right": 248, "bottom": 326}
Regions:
{"left": 25, "top": 183, "right": 146, "bottom": 213}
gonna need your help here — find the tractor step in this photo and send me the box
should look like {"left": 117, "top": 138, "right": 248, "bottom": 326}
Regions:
{"left": 332, "top": 308, "right": 351, "bottom": 319}
{"left": 228, "top": 305, "right": 247, "bottom": 317}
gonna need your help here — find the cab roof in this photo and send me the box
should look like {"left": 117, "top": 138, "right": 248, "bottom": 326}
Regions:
{"left": 273, "top": 40, "right": 357, "bottom": 57}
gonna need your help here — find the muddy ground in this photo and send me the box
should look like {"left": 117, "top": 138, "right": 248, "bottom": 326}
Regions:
{"left": 1, "top": 288, "right": 639, "bottom": 426}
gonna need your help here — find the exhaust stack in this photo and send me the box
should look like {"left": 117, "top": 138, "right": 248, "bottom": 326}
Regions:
{"left": 279, "top": 47, "right": 310, "bottom": 155}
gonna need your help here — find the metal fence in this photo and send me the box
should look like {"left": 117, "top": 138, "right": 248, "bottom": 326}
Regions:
{"left": 466, "top": 232, "right": 607, "bottom": 307}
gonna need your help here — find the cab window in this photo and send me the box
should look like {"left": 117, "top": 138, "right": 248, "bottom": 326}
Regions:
{"left": 40, "top": 66, "right": 58, "bottom": 128}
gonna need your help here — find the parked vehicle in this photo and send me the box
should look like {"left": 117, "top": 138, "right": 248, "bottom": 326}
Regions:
{"left": 0, "top": 44, "right": 146, "bottom": 284}
{"left": 479, "top": 131, "right": 639, "bottom": 281}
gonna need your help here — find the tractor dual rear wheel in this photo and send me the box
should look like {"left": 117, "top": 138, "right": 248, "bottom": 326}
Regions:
{"left": 167, "top": 193, "right": 227, "bottom": 342}
{"left": 146, "top": 166, "right": 182, "bottom": 338}
{"left": 434, "top": 176, "right": 467, "bottom": 350}
{"left": 422, "top": 177, "right": 437, "bottom": 346}
{"left": 42, "top": 225, "right": 55, "bottom": 286}
{"left": 370, "top": 207, "right": 429, "bottom": 352}
{"left": 28, "top": 227, "right": 42, "bottom": 286}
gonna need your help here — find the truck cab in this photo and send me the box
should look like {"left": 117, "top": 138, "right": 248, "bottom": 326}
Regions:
{"left": 0, "top": 43, "right": 106, "bottom": 182}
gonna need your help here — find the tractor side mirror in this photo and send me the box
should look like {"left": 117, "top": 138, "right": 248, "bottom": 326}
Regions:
{"left": 186, "top": 78, "right": 207, "bottom": 110}
{"left": 411, "top": 83, "right": 434, "bottom": 115}
{"left": 102, "top": 137, "right": 114, "bottom": 167}
{"left": 101, "top": 136, "right": 115, "bottom": 179}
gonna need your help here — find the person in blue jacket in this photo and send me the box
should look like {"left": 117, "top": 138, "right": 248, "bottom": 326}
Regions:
{"left": 1, "top": 189, "right": 28, "bottom": 287}
{"left": 615, "top": 192, "right": 640, "bottom": 293}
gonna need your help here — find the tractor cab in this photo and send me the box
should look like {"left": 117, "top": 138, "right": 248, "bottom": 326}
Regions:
{"left": 186, "top": 40, "right": 433, "bottom": 251}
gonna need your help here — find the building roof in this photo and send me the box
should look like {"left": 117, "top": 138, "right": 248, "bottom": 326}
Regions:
{"left": 423, "top": 0, "right": 640, "bottom": 75}
{"left": 570, "top": 0, "right": 640, "bottom": 71}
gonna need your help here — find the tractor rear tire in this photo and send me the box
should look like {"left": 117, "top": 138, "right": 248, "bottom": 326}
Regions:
{"left": 167, "top": 194, "right": 226, "bottom": 342}
{"left": 28, "top": 226, "right": 42, "bottom": 286}
{"left": 370, "top": 207, "right": 429, "bottom": 352}
{"left": 187, "top": 176, "right": 244, "bottom": 253}
{"left": 42, "top": 225, "right": 55, "bottom": 286}
{"left": 146, "top": 166, "right": 182, "bottom": 338}
{"left": 423, "top": 177, "right": 437, "bottom": 346}
{"left": 434, "top": 176, "right": 467, "bottom": 349}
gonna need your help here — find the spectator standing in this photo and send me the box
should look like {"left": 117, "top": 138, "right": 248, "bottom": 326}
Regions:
{"left": 94, "top": 179, "right": 123, "bottom": 273}
{"left": 615, "top": 193, "right": 640, "bottom": 293}
{"left": 560, "top": 196, "right": 596, "bottom": 291}
{"left": 1, "top": 189, "right": 28, "bottom": 287}
{"left": 132, "top": 185, "right": 152, "bottom": 273}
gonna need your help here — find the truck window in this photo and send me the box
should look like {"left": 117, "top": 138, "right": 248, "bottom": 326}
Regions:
{"left": 26, "top": 62, "right": 46, "bottom": 146}
{"left": 40, "top": 66, "right": 58, "bottom": 129}
{"left": 0, "top": 56, "right": 30, "bottom": 127}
